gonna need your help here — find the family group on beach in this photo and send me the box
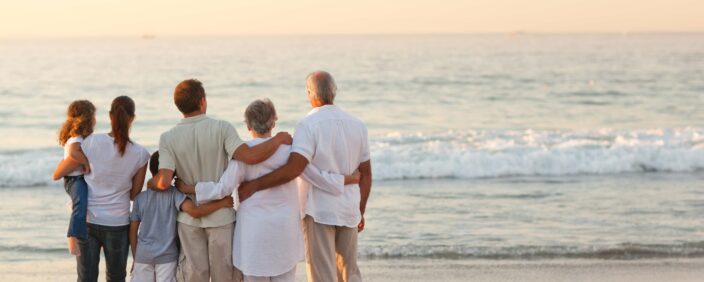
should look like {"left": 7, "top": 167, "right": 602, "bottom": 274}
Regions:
{"left": 51, "top": 71, "right": 372, "bottom": 282}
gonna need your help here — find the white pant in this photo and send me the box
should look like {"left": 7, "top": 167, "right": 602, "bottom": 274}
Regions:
{"left": 131, "top": 262, "right": 177, "bottom": 282}
{"left": 243, "top": 266, "right": 296, "bottom": 282}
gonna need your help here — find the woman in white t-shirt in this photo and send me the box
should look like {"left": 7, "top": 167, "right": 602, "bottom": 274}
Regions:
{"left": 56, "top": 96, "right": 149, "bottom": 282}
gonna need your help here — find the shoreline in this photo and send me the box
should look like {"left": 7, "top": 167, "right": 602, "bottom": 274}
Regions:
{"left": 2, "top": 258, "right": 704, "bottom": 282}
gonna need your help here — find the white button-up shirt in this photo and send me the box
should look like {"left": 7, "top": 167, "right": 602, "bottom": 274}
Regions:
{"left": 292, "top": 105, "right": 371, "bottom": 228}
{"left": 194, "top": 138, "right": 346, "bottom": 277}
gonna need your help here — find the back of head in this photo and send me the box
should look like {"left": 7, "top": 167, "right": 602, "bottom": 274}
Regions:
{"left": 306, "top": 71, "right": 337, "bottom": 105}
{"left": 58, "top": 100, "right": 96, "bottom": 146}
{"left": 110, "top": 96, "right": 135, "bottom": 156}
{"left": 244, "top": 99, "right": 278, "bottom": 135}
{"left": 149, "top": 151, "right": 159, "bottom": 177}
{"left": 174, "top": 79, "right": 205, "bottom": 114}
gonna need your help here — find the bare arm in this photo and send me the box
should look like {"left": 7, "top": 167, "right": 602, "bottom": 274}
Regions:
{"left": 52, "top": 158, "right": 82, "bottom": 181}
{"left": 180, "top": 196, "right": 234, "bottom": 218}
{"left": 129, "top": 221, "right": 139, "bottom": 258}
{"left": 233, "top": 132, "right": 291, "bottom": 165}
{"left": 130, "top": 164, "right": 148, "bottom": 200}
{"left": 149, "top": 169, "right": 174, "bottom": 191}
{"left": 238, "top": 152, "right": 309, "bottom": 202}
{"left": 67, "top": 143, "right": 90, "bottom": 172}
{"left": 358, "top": 160, "right": 372, "bottom": 216}
{"left": 345, "top": 171, "right": 361, "bottom": 185}
{"left": 53, "top": 143, "right": 90, "bottom": 180}
{"left": 357, "top": 160, "right": 372, "bottom": 232}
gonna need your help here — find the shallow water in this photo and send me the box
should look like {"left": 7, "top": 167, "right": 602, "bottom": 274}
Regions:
{"left": 3, "top": 174, "right": 703, "bottom": 262}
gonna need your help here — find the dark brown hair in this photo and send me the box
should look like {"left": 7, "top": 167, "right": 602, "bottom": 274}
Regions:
{"left": 58, "top": 100, "right": 96, "bottom": 146}
{"left": 110, "top": 96, "right": 135, "bottom": 156}
{"left": 149, "top": 151, "right": 159, "bottom": 177}
{"left": 174, "top": 79, "right": 205, "bottom": 114}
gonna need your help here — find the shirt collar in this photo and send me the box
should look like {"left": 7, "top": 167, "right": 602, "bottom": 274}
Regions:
{"left": 179, "top": 114, "right": 208, "bottom": 124}
{"left": 307, "top": 104, "right": 338, "bottom": 116}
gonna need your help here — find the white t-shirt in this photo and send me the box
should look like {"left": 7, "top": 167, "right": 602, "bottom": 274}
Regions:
{"left": 81, "top": 133, "right": 150, "bottom": 226}
{"left": 63, "top": 136, "right": 84, "bottom": 177}
{"left": 292, "top": 105, "right": 370, "bottom": 228}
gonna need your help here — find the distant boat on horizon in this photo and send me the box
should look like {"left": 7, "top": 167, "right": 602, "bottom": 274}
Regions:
{"left": 141, "top": 34, "right": 156, "bottom": 40}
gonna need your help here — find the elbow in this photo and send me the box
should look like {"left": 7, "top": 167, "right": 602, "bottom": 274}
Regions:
{"left": 239, "top": 154, "right": 260, "bottom": 165}
{"left": 154, "top": 179, "right": 171, "bottom": 190}
{"left": 285, "top": 167, "right": 304, "bottom": 183}
{"left": 52, "top": 173, "right": 61, "bottom": 181}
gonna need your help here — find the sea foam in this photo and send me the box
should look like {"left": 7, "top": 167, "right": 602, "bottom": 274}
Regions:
{"left": 3, "top": 128, "right": 704, "bottom": 187}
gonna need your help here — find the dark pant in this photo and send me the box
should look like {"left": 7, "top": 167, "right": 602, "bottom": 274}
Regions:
{"left": 76, "top": 223, "right": 129, "bottom": 282}
{"left": 64, "top": 175, "right": 88, "bottom": 240}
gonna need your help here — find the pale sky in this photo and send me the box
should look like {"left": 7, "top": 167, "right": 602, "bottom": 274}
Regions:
{"left": 1, "top": 0, "right": 703, "bottom": 37}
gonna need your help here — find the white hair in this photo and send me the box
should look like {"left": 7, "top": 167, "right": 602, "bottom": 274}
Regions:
{"left": 244, "top": 98, "right": 277, "bottom": 134}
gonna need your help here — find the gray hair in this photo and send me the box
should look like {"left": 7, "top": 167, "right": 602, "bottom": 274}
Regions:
{"left": 244, "top": 98, "right": 277, "bottom": 135}
{"left": 306, "top": 71, "right": 337, "bottom": 104}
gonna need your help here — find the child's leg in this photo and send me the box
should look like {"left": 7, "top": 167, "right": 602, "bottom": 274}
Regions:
{"left": 131, "top": 263, "right": 157, "bottom": 282}
{"left": 64, "top": 176, "right": 88, "bottom": 240}
{"left": 154, "top": 262, "right": 177, "bottom": 282}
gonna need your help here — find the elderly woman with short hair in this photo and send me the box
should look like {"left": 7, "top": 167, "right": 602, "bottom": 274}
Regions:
{"left": 177, "top": 99, "right": 359, "bottom": 282}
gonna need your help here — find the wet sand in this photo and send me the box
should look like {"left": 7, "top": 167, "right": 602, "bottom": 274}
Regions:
{"left": 2, "top": 258, "right": 704, "bottom": 282}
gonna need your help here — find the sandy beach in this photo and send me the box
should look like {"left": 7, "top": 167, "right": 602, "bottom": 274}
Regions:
{"left": 2, "top": 258, "right": 704, "bottom": 282}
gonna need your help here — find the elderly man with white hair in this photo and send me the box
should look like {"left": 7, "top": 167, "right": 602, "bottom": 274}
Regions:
{"left": 237, "top": 71, "right": 372, "bottom": 282}
{"left": 177, "top": 98, "right": 361, "bottom": 282}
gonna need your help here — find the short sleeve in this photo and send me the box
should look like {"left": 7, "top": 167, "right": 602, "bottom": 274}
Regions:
{"left": 129, "top": 196, "right": 141, "bottom": 222}
{"left": 173, "top": 189, "right": 188, "bottom": 212}
{"left": 292, "top": 122, "right": 315, "bottom": 162}
{"left": 139, "top": 147, "right": 150, "bottom": 168}
{"left": 223, "top": 121, "right": 244, "bottom": 159}
{"left": 360, "top": 126, "right": 370, "bottom": 162}
{"left": 66, "top": 136, "right": 84, "bottom": 146}
{"left": 158, "top": 133, "right": 176, "bottom": 171}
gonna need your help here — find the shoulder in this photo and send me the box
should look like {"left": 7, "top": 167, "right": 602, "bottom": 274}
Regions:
{"left": 212, "top": 118, "right": 235, "bottom": 130}
{"left": 159, "top": 126, "right": 179, "bottom": 141}
{"left": 67, "top": 136, "right": 84, "bottom": 145}
{"left": 82, "top": 133, "right": 108, "bottom": 148}
{"left": 127, "top": 141, "right": 150, "bottom": 162}
{"left": 84, "top": 133, "right": 107, "bottom": 142}
{"left": 129, "top": 141, "right": 148, "bottom": 154}
{"left": 337, "top": 109, "right": 368, "bottom": 131}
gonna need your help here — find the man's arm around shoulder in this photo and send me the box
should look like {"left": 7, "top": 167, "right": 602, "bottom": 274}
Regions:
{"left": 238, "top": 152, "right": 309, "bottom": 201}
{"left": 232, "top": 132, "right": 292, "bottom": 164}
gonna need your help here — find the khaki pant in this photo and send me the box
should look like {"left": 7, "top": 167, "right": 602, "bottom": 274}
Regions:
{"left": 177, "top": 222, "right": 243, "bottom": 282}
{"left": 303, "top": 216, "right": 361, "bottom": 282}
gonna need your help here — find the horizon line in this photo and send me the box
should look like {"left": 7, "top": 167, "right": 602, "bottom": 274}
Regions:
{"left": 2, "top": 30, "right": 704, "bottom": 40}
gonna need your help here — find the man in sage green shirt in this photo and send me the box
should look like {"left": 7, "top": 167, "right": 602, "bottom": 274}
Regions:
{"left": 149, "top": 79, "right": 291, "bottom": 282}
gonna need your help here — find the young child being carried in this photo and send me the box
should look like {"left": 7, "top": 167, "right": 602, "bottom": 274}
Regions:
{"left": 52, "top": 100, "right": 96, "bottom": 256}
{"left": 129, "top": 151, "right": 234, "bottom": 282}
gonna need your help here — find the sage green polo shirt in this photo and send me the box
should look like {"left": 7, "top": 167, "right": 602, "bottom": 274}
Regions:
{"left": 158, "top": 114, "right": 243, "bottom": 227}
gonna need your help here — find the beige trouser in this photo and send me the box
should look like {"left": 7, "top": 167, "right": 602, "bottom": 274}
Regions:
{"left": 176, "top": 222, "right": 243, "bottom": 282}
{"left": 303, "top": 215, "right": 362, "bottom": 282}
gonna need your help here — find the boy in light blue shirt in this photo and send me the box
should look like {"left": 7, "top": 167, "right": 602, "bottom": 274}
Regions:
{"left": 129, "top": 151, "right": 233, "bottom": 282}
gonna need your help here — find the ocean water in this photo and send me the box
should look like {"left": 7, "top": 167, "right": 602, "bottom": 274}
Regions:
{"left": 1, "top": 34, "right": 704, "bottom": 263}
